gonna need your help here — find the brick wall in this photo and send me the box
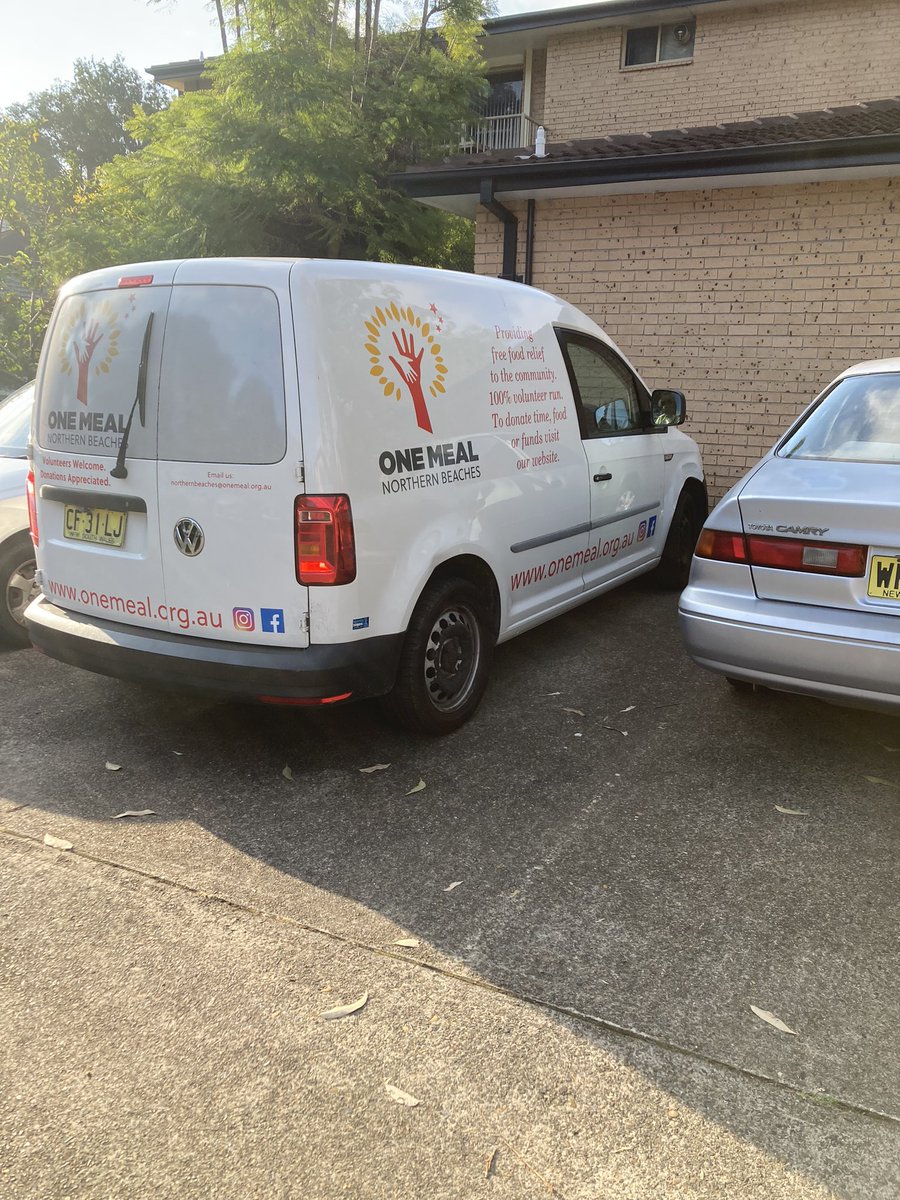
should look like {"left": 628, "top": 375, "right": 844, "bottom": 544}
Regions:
{"left": 542, "top": 0, "right": 900, "bottom": 141}
{"left": 474, "top": 178, "right": 900, "bottom": 499}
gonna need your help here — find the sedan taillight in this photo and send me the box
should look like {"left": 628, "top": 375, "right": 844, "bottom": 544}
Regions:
{"left": 696, "top": 529, "right": 866, "bottom": 576}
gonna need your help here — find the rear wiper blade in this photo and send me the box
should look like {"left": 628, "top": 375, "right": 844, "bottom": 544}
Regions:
{"left": 111, "top": 312, "right": 154, "bottom": 480}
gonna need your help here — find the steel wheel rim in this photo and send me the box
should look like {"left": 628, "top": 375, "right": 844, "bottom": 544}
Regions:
{"left": 6, "top": 559, "right": 38, "bottom": 627}
{"left": 422, "top": 603, "right": 481, "bottom": 714}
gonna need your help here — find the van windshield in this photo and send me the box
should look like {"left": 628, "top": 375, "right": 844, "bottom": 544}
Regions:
{"left": 779, "top": 372, "right": 900, "bottom": 463}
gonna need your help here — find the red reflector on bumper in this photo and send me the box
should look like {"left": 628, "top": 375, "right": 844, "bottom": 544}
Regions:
{"left": 256, "top": 692, "right": 352, "bottom": 706}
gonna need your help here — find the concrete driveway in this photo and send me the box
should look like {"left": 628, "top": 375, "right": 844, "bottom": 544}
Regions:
{"left": 1, "top": 582, "right": 898, "bottom": 1199}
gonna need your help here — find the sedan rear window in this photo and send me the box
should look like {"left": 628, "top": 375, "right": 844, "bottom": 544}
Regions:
{"left": 779, "top": 372, "right": 900, "bottom": 463}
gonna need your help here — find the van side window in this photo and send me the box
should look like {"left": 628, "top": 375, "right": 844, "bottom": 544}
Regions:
{"left": 557, "top": 333, "right": 644, "bottom": 439}
{"left": 157, "top": 285, "right": 286, "bottom": 465}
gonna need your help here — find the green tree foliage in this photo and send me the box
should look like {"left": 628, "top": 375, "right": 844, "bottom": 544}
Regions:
{"left": 10, "top": 57, "right": 169, "bottom": 186}
{"left": 53, "top": 0, "right": 487, "bottom": 277}
{"left": 0, "top": 120, "right": 64, "bottom": 379}
{"left": 0, "top": 59, "right": 168, "bottom": 378}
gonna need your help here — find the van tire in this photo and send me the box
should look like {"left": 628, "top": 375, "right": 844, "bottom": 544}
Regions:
{"left": 0, "top": 534, "right": 37, "bottom": 649}
{"left": 653, "top": 489, "right": 704, "bottom": 590}
{"left": 381, "top": 576, "right": 494, "bottom": 735}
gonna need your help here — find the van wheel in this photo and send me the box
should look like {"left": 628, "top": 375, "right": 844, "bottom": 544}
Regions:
{"left": 654, "top": 490, "right": 704, "bottom": 590}
{"left": 0, "top": 534, "right": 38, "bottom": 649}
{"left": 381, "top": 577, "right": 494, "bottom": 735}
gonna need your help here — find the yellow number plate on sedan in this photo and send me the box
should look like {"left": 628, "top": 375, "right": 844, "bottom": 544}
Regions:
{"left": 867, "top": 554, "right": 900, "bottom": 601}
{"left": 63, "top": 505, "right": 127, "bottom": 547}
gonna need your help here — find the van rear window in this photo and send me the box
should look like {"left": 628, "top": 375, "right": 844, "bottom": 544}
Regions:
{"left": 38, "top": 288, "right": 162, "bottom": 457}
{"left": 157, "top": 285, "right": 286, "bottom": 465}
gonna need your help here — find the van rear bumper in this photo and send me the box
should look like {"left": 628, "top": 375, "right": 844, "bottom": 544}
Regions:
{"left": 25, "top": 596, "right": 403, "bottom": 703}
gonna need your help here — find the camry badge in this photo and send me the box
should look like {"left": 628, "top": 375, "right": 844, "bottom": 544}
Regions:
{"left": 174, "top": 518, "right": 205, "bottom": 557}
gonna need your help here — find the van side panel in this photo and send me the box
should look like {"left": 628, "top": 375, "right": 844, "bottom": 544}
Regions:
{"left": 290, "top": 263, "right": 593, "bottom": 646}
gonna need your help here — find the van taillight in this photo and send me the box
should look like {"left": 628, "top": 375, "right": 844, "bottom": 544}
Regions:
{"left": 118, "top": 275, "right": 154, "bottom": 288}
{"left": 294, "top": 495, "right": 356, "bottom": 585}
{"left": 696, "top": 528, "right": 866, "bottom": 576}
{"left": 26, "top": 470, "right": 38, "bottom": 546}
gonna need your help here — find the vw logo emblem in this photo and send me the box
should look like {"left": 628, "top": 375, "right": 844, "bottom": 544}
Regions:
{"left": 174, "top": 518, "right": 205, "bottom": 557}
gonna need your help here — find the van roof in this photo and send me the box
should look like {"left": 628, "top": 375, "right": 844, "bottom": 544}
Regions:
{"left": 57, "top": 257, "right": 603, "bottom": 344}
{"left": 60, "top": 256, "right": 565, "bottom": 302}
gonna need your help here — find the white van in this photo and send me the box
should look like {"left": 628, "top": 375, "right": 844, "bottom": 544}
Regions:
{"left": 25, "top": 259, "right": 706, "bottom": 733}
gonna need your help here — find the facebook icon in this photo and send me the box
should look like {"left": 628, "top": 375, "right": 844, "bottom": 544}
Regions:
{"left": 261, "top": 608, "right": 285, "bottom": 634}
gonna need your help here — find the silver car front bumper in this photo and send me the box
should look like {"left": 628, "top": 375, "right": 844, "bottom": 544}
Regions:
{"left": 679, "top": 563, "right": 900, "bottom": 714}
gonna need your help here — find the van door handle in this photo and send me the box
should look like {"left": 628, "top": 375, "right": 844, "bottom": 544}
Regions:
{"left": 593, "top": 472, "right": 613, "bottom": 482}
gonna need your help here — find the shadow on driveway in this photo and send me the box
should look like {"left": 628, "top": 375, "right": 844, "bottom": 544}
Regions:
{"left": 1, "top": 582, "right": 898, "bottom": 1196}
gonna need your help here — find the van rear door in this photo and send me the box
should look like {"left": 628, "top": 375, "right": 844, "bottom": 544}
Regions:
{"left": 35, "top": 270, "right": 172, "bottom": 625}
{"left": 154, "top": 264, "right": 309, "bottom": 648}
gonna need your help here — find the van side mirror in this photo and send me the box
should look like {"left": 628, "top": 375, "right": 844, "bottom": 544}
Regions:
{"left": 650, "top": 389, "right": 686, "bottom": 426}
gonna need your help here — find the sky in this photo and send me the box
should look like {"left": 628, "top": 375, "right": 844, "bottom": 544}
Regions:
{"left": 0, "top": 0, "right": 588, "bottom": 110}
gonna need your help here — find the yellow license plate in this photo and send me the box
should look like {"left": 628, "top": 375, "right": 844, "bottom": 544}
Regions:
{"left": 63, "top": 505, "right": 127, "bottom": 547}
{"left": 867, "top": 554, "right": 900, "bottom": 600}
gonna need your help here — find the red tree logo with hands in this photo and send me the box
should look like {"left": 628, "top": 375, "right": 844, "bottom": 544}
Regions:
{"left": 56, "top": 299, "right": 121, "bottom": 407}
{"left": 364, "top": 301, "right": 447, "bottom": 434}
{"left": 388, "top": 327, "right": 432, "bottom": 434}
{"left": 73, "top": 321, "right": 104, "bottom": 405}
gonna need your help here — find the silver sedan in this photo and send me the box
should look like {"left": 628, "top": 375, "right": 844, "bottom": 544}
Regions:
{"left": 0, "top": 382, "right": 37, "bottom": 647}
{"left": 679, "top": 359, "right": 900, "bottom": 713}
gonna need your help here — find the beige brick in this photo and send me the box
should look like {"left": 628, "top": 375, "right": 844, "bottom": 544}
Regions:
{"left": 538, "top": 0, "right": 900, "bottom": 142}
{"left": 474, "top": 179, "right": 900, "bottom": 500}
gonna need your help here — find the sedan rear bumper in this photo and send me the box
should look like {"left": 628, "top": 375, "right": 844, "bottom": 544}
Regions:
{"left": 25, "top": 595, "right": 403, "bottom": 703}
{"left": 679, "top": 580, "right": 900, "bottom": 713}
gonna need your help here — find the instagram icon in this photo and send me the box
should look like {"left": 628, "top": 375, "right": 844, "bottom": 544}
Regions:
{"left": 233, "top": 607, "right": 256, "bottom": 632}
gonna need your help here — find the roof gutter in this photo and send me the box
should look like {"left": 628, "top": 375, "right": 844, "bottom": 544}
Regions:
{"left": 397, "top": 134, "right": 900, "bottom": 200}
{"left": 482, "top": 0, "right": 732, "bottom": 38}
{"left": 479, "top": 178, "right": 518, "bottom": 280}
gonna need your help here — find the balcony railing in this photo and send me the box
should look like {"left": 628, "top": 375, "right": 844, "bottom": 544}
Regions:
{"left": 459, "top": 112, "right": 541, "bottom": 155}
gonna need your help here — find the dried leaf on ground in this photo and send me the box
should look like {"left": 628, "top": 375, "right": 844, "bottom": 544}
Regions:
{"left": 393, "top": 937, "right": 420, "bottom": 948}
{"left": 282, "top": 765, "right": 294, "bottom": 781}
{"left": 774, "top": 805, "right": 809, "bottom": 816}
{"left": 484, "top": 1147, "right": 499, "bottom": 1178}
{"left": 384, "top": 1082, "right": 421, "bottom": 1107}
{"left": 113, "top": 810, "right": 157, "bottom": 819}
{"left": 43, "top": 834, "right": 73, "bottom": 851}
{"left": 320, "top": 991, "right": 369, "bottom": 1020}
{"left": 444, "top": 881, "right": 463, "bottom": 892}
{"left": 359, "top": 763, "right": 391, "bottom": 773}
{"left": 105, "top": 762, "right": 122, "bottom": 772}
{"left": 750, "top": 1005, "right": 797, "bottom": 1035}
{"left": 545, "top": 691, "right": 561, "bottom": 697}
{"left": 864, "top": 775, "right": 899, "bottom": 789}
{"left": 406, "top": 779, "right": 426, "bottom": 795}
{"left": 172, "top": 751, "right": 183, "bottom": 756}
{"left": 619, "top": 705, "right": 636, "bottom": 713}
{"left": 562, "top": 707, "right": 585, "bottom": 716}
{"left": 603, "top": 726, "right": 628, "bottom": 737}
{"left": 880, "top": 745, "right": 900, "bottom": 753}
